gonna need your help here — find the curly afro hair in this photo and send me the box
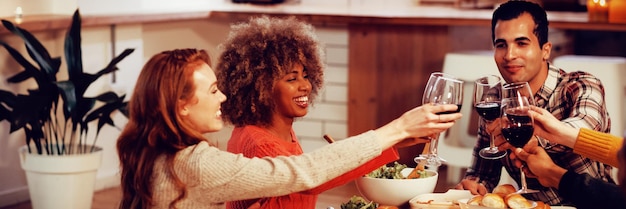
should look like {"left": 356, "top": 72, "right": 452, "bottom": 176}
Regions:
{"left": 216, "top": 16, "right": 324, "bottom": 127}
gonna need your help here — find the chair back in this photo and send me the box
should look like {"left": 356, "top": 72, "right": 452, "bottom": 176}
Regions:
{"left": 436, "top": 50, "right": 503, "bottom": 184}
{"left": 552, "top": 55, "right": 626, "bottom": 137}
{"left": 438, "top": 50, "right": 524, "bottom": 186}
{"left": 440, "top": 50, "right": 499, "bottom": 148}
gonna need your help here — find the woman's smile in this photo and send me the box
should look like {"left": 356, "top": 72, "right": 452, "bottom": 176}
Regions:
{"left": 294, "top": 95, "right": 309, "bottom": 108}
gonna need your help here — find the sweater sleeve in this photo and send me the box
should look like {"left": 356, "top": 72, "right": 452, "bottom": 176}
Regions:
{"left": 558, "top": 170, "right": 626, "bottom": 209}
{"left": 301, "top": 147, "right": 399, "bottom": 194}
{"left": 181, "top": 130, "right": 384, "bottom": 204}
{"left": 573, "top": 128, "right": 623, "bottom": 167}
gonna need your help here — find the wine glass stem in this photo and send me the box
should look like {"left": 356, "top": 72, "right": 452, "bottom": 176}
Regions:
{"left": 520, "top": 164, "right": 528, "bottom": 191}
{"left": 486, "top": 120, "right": 497, "bottom": 150}
{"left": 430, "top": 133, "right": 440, "bottom": 155}
{"left": 489, "top": 133, "right": 496, "bottom": 150}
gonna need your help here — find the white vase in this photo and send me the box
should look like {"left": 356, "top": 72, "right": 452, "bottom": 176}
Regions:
{"left": 18, "top": 145, "right": 103, "bottom": 209}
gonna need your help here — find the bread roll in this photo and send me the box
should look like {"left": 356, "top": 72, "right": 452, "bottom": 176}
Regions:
{"left": 492, "top": 184, "right": 516, "bottom": 198}
{"left": 534, "top": 201, "right": 552, "bottom": 209}
{"left": 466, "top": 195, "right": 483, "bottom": 205}
{"left": 505, "top": 193, "right": 532, "bottom": 209}
{"left": 481, "top": 193, "right": 506, "bottom": 208}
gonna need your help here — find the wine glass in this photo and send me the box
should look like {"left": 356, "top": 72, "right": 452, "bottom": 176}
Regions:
{"left": 420, "top": 72, "right": 447, "bottom": 141}
{"left": 501, "top": 82, "right": 538, "bottom": 194}
{"left": 414, "top": 72, "right": 463, "bottom": 167}
{"left": 474, "top": 75, "right": 506, "bottom": 160}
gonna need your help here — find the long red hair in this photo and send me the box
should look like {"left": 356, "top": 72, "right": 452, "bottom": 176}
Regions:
{"left": 117, "top": 48, "right": 211, "bottom": 209}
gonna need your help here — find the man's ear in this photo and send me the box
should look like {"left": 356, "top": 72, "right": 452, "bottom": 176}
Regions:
{"left": 542, "top": 42, "right": 552, "bottom": 61}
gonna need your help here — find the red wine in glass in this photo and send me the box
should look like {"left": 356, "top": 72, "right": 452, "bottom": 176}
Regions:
{"left": 502, "top": 124, "right": 534, "bottom": 148}
{"left": 437, "top": 104, "right": 462, "bottom": 115}
{"left": 502, "top": 109, "right": 534, "bottom": 147}
{"left": 474, "top": 102, "right": 500, "bottom": 121}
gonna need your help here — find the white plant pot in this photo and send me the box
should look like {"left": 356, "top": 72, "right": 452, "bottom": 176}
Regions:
{"left": 18, "top": 145, "right": 103, "bottom": 209}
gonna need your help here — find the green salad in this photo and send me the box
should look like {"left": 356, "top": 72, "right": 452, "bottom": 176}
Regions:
{"left": 365, "top": 162, "right": 408, "bottom": 179}
{"left": 365, "top": 162, "right": 431, "bottom": 179}
{"left": 340, "top": 195, "right": 378, "bottom": 209}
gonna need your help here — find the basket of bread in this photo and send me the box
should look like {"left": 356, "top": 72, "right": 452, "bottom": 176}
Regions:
{"left": 409, "top": 184, "right": 552, "bottom": 209}
{"left": 462, "top": 184, "right": 551, "bottom": 209}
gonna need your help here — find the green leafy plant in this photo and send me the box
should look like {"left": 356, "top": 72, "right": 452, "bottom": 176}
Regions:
{"left": 0, "top": 9, "right": 133, "bottom": 155}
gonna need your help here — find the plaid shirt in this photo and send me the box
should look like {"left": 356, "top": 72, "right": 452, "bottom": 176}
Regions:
{"left": 466, "top": 65, "right": 615, "bottom": 205}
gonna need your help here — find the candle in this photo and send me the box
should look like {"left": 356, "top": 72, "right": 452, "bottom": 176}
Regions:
{"left": 588, "top": 0, "right": 609, "bottom": 22}
{"left": 14, "top": 6, "right": 23, "bottom": 24}
{"left": 609, "top": 0, "right": 626, "bottom": 23}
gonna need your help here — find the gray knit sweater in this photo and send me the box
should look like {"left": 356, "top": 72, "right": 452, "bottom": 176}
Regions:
{"left": 151, "top": 130, "right": 382, "bottom": 209}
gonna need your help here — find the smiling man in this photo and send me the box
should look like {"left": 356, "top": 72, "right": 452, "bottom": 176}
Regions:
{"left": 455, "top": 0, "right": 615, "bottom": 205}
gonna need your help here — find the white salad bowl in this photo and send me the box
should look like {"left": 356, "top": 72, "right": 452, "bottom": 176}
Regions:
{"left": 355, "top": 168, "right": 438, "bottom": 206}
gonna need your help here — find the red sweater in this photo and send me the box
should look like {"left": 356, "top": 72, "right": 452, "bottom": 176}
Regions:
{"left": 225, "top": 125, "right": 399, "bottom": 209}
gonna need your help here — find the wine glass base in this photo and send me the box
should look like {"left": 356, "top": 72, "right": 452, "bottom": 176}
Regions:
{"left": 515, "top": 188, "right": 540, "bottom": 194}
{"left": 479, "top": 148, "right": 507, "bottom": 159}
{"left": 414, "top": 154, "right": 446, "bottom": 167}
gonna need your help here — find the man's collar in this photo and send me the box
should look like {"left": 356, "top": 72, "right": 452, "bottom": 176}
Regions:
{"left": 535, "top": 65, "right": 560, "bottom": 105}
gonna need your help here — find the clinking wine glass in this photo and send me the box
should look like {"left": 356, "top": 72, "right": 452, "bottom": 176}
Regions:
{"left": 414, "top": 72, "right": 463, "bottom": 167}
{"left": 501, "top": 82, "right": 538, "bottom": 194}
{"left": 474, "top": 75, "right": 506, "bottom": 160}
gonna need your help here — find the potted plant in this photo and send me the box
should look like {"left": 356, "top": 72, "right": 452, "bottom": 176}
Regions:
{"left": 0, "top": 9, "right": 133, "bottom": 209}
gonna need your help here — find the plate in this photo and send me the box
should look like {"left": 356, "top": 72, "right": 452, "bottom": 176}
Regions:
{"left": 457, "top": 198, "right": 537, "bottom": 209}
{"left": 409, "top": 189, "right": 474, "bottom": 209}
{"left": 409, "top": 190, "right": 575, "bottom": 209}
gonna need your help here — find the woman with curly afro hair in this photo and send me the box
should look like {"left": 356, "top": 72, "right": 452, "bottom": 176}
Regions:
{"left": 216, "top": 16, "right": 422, "bottom": 209}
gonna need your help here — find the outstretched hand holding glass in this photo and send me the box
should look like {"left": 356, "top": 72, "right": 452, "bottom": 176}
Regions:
{"left": 415, "top": 72, "right": 463, "bottom": 167}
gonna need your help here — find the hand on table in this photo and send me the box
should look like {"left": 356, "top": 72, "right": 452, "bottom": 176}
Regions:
{"left": 455, "top": 178, "right": 488, "bottom": 195}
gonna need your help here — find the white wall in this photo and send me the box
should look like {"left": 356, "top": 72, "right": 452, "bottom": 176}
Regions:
{"left": 296, "top": 26, "right": 350, "bottom": 152}
{"left": 0, "top": 1, "right": 22, "bottom": 18}
{"left": 0, "top": 0, "right": 76, "bottom": 17}
{"left": 79, "top": 24, "right": 145, "bottom": 191}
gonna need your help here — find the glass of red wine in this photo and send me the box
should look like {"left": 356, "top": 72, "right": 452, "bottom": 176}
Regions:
{"left": 474, "top": 75, "right": 506, "bottom": 160}
{"left": 501, "top": 82, "right": 538, "bottom": 194}
{"left": 414, "top": 72, "right": 463, "bottom": 167}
